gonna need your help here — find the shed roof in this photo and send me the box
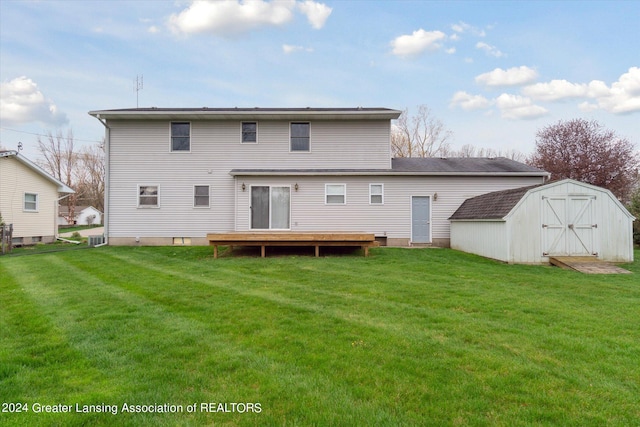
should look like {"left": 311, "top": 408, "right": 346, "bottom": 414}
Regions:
{"left": 449, "top": 184, "right": 543, "bottom": 220}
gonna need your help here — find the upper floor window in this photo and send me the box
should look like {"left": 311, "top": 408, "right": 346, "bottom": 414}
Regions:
{"left": 24, "top": 193, "right": 38, "bottom": 211}
{"left": 325, "top": 184, "right": 346, "bottom": 204}
{"left": 290, "top": 122, "right": 310, "bottom": 152}
{"left": 241, "top": 122, "right": 257, "bottom": 143}
{"left": 171, "top": 122, "right": 190, "bottom": 151}
{"left": 370, "top": 184, "right": 384, "bottom": 204}
{"left": 194, "top": 185, "right": 210, "bottom": 207}
{"left": 138, "top": 185, "right": 159, "bottom": 207}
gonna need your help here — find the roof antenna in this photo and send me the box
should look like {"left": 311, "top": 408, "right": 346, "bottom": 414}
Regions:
{"left": 134, "top": 74, "right": 143, "bottom": 108}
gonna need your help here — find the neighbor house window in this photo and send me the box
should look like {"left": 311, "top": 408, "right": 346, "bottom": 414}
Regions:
{"left": 138, "top": 185, "right": 159, "bottom": 207}
{"left": 326, "top": 184, "right": 346, "bottom": 204}
{"left": 370, "top": 184, "right": 384, "bottom": 204}
{"left": 24, "top": 193, "right": 38, "bottom": 211}
{"left": 241, "top": 122, "right": 257, "bottom": 143}
{"left": 171, "top": 122, "right": 190, "bottom": 151}
{"left": 290, "top": 122, "right": 310, "bottom": 151}
{"left": 194, "top": 185, "right": 210, "bottom": 207}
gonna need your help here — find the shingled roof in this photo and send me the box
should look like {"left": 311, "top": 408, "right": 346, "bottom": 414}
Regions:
{"left": 392, "top": 157, "right": 546, "bottom": 174}
{"left": 449, "top": 184, "right": 544, "bottom": 220}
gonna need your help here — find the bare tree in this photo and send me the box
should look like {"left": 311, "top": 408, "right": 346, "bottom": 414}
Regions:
{"left": 37, "top": 129, "right": 78, "bottom": 224}
{"left": 528, "top": 118, "right": 639, "bottom": 202}
{"left": 391, "top": 105, "right": 452, "bottom": 158}
{"left": 75, "top": 141, "right": 105, "bottom": 213}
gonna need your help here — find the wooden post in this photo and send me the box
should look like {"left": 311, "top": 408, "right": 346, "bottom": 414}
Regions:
{"left": 261, "top": 245, "right": 266, "bottom": 257}
{"left": 315, "top": 245, "right": 320, "bottom": 257}
{"left": 213, "top": 245, "right": 218, "bottom": 259}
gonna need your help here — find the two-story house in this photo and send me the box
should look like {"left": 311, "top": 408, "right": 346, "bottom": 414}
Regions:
{"left": 89, "top": 107, "right": 549, "bottom": 247}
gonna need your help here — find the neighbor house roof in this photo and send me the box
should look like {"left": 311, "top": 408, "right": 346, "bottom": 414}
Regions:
{"left": 230, "top": 157, "right": 549, "bottom": 177}
{"left": 0, "top": 150, "right": 74, "bottom": 193}
{"left": 89, "top": 107, "right": 402, "bottom": 121}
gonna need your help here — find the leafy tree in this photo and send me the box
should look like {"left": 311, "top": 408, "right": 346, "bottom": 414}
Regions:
{"left": 627, "top": 186, "right": 640, "bottom": 245}
{"left": 529, "top": 118, "right": 639, "bottom": 202}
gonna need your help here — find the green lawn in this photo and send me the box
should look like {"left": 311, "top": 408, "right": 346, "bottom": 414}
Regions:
{"left": 1, "top": 247, "right": 638, "bottom": 426}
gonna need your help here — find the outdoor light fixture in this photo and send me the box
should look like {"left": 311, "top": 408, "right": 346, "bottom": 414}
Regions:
{"left": 242, "top": 183, "right": 246, "bottom": 191}
{"left": 434, "top": 193, "right": 438, "bottom": 201}
{"left": 294, "top": 183, "right": 299, "bottom": 191}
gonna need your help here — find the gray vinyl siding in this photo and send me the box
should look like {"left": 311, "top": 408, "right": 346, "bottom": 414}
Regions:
{"left": 235, "top": 175, "right": 544, "bottom": 242}
{"left": 106, "top": 119, "right": 391, "bottom": 238}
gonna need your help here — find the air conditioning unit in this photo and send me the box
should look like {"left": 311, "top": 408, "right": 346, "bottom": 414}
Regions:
{"left": 88, "top": 235, "right": 105, "bottom": 247}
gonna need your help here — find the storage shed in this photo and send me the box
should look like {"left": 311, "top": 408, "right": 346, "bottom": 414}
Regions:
{"left": 449, "top": 179, "right": 635, "bottom": 264}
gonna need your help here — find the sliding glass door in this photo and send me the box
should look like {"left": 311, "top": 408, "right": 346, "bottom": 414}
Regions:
{"left": 251, "top": 186, "right": 290, "bottom": 229}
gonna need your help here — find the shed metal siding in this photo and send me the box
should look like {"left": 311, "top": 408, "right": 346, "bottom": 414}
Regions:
{"left": 450, "top": 221, "right": 509, "bottom": 261}
{"left": 451, "top": 180, "right": 634, "bottom": 263}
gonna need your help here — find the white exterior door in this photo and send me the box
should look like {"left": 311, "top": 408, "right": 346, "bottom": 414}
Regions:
{"left": 411, "top": 196, "right": 431, "bottom": 244}
{"left": 542, "top": 195, "right": 597, "bottom": 256}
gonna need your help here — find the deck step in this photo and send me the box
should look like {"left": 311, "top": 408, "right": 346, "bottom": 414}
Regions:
{"left": 549, "top": 256, "right": 631, "bottom": 274}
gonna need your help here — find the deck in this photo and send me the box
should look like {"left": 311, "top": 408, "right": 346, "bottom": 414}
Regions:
{"left": 207, "top": 232, "right": 377, "bottom": 258}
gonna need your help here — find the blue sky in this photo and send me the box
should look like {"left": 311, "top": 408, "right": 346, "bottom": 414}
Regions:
{"left": 1, "top": 0, "right": 639, "bottom": 161}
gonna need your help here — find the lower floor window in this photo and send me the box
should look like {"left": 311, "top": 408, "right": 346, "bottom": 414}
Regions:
{"left": 24, "top": 193, "right": 38, "bottom": 211}
{"left": 138, "top": 185, "right": 159, "bottom": 207}
{"left": 325, "top": 184, "right": 346, "bottom": 204}
{"left": 194, "top": 185, "right": 210, "bottom": 207}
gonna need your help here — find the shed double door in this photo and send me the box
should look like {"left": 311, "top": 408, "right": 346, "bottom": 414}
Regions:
{"left": 542, "top": 195, "right": 597, "bottom": 256}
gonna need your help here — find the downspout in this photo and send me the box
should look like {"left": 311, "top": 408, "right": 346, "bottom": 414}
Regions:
{"left": 92, "top": 114, "right": 110, "bottom": 246}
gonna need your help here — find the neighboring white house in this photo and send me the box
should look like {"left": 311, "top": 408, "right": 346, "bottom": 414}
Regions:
{"left": 449, "top": 179, "right": 635, "bottom": 263}
{"left": 0, "top": 150, "right": 74, "bottom": 244}
{"left": 58, "top": 205, "right": 103, "bottom": 226}
{"left": 89, "top": 107, "right": 549, "bottom": 247}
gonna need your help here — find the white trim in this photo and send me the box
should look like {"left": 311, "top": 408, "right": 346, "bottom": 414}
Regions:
{"left": 24, "top": 192, "right": 39, "bottom": 212}
{"left": 325, "top": 183, "right": 346, "bottom": 205}
{"left": 240, "top": 121, "right": 258, "bottom": 144}
{"left": 170, "top": 121, "right": 191, "bottom": 152}
{"left": 193, "top": 184, "right": 211, "bottom": 208}
{"left": 137, "top": 184, "right": 160, "bottom": 208}
{"left": 289, "top": 122, "right": 311, "bottom": 153}
{"left": 369, "top": 183, "right": 384, "bottom": 205}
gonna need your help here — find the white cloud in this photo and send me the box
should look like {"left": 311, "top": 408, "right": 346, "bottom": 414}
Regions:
{"left": 593, "top": 66, "right": 640, "bottom": 114}
{"left": 445, "top": 47, "right": 456, "bottom": 54}
{"left": 522, "top": 79, "right": 587, "bottom": 100}
{"left": 475, "top": 66, "right": 538, "bottom": 87}
{"left": 282, "top": 44, "right": 313, "bottom": 54}
{"left": 297, "top": 0, "right": 332, "bottom": 29}
{"left": 0, "top": 76, "right": 68, "bottom": 126}
{"left": 476, "top": 41, "right": 504, "bottom": 58}
{"left": 168, "top": 0, "right": 296, "bottom": 36}
{"left": 148, "top": 25, "right": 160, "bottom": 34}
{"left": 495, "top": 93, "right": 548, "bottom": 120}
{"left": 523, "top": 67, "right": 640, "bottom": 114}
{"left": 390, "top": 29, "right": 446, "bottom": 57}
{"left": 451, "top": 21, "right": 486, "bottom": 37}
{"left": 450, "top": 91, "right": 492, "bottom": 111}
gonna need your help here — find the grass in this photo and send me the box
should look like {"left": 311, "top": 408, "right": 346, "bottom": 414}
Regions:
{"left": 1, "top": 246, "right": 638, "bottom": 426}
